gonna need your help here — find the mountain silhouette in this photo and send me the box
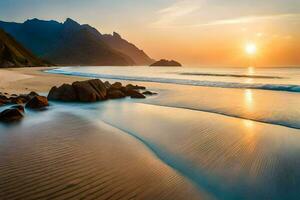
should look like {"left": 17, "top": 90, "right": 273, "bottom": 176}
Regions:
{"left": 0, "top": 28, "right": 46, "bottom": 67}
{"left": 0, "top": 18, "right": 153, "bottom": 66}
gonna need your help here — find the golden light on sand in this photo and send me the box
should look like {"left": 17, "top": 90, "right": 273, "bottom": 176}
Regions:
{"left": 247, "top": 66, "right": 254, "bottom": 74}
{"left": 245, "top": 43, "right": 257, "bottom": 55}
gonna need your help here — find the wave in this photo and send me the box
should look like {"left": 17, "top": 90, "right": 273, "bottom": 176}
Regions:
{"left": 179, "top": 72, "right": 283, "bottom": 79}
{"left": 46, "top": 68, "right": 300, "bottom": 93}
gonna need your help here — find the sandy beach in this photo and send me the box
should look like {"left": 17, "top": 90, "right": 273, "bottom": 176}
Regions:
{"left": 0, "top": 67, "right": 300, "bottom": 200}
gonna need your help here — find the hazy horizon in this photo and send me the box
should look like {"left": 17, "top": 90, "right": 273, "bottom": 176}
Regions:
{"left": 1, "top": 0, "right": 299, "bottom": 66}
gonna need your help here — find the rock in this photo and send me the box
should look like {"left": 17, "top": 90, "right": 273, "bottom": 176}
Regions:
{"left": 111, "top": 82, "right": 123, "bottom": 90}
{"left": 107, "top": 90, "right": 126, "bottom": 99}
{"left": 10, "top": 96, "right": 27, "bottom": 104}
{"left": 48, "top": 84, "right": 77, "bottom": 102}
{"left": 104, "top": 81, "right": 112, "bottom": 89}
{"left": 126, "top": 84, "right": 146, "bottom": 90}
{"left": 126, "top": 89, "right": 146, "bottom": 99}
{"left": 0, "top": 108, "right": 23, "bottom": 122}
{"left": 25, "top": 96, "right": 49, "bottom": 109}
{"left": 11, "top": 105, "right": 25, "bottom": 113}
{"left": 150, "top": 59, "right": 182, "bottom": 67}
{"left": 28, "top": 91, "right": 39, "bottom": 99}
{"left": 72, "top": 79, "right": 107, "bottom": 102}
{"left": 143, "top": 91, "right": 157, "bottom": 95}
{"left": 0, "top": 95, "right": 9, "bottom": 105}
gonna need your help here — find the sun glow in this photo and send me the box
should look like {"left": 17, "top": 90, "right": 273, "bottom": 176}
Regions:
{"left": 245, "top": 43, "right": 257, "bottom": 55}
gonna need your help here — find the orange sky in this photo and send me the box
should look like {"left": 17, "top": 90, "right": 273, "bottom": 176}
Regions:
{"left": 1, "top": 0, "right": 300, "bottom": 67}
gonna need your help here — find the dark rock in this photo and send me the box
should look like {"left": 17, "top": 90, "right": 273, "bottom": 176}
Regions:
{"left": 0, "top": 108, "right": 23, "bottom": 122}
{"left": 104, "top": 81, "right": 112, "bottom": 89}
{"left": 111, "top": 82, "right": 123, "bottom": 90}
{"left": 72, "top": 79, "right": 107, "bottom": 102}
{"left": 11, "top": 105, "right": 25, "bottom": 113}
{"left": 107, "top": 90, "right": 126, "bottom": 99}
{"left": 10, "top": 96, "right": 27, "bottom": 104}
{"left": 25, "top": 96, "right": 49, "bottom": 109}
{"left": 48, "top": 84, "right": 77, "bottom": 102}
{"left": 150, "top": 59, "right": 182, "bottom": 67}
{"left": 143, "top": 91, "right": 157, "bottom": 95}
{"left": 126, "top": 89, "right": 146, "bottom": 99}
{"left": 28, "top": 91, "right": 39, "bottom": 99}
{"left": 0, "top": 95, "right": 9, "bottom": 105}
{"left": 126, "top": 84, "right": 146, "bottom": 90}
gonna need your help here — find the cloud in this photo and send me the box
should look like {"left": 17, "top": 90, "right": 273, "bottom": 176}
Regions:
{"left": 187, "top": 13, "right": 300, "bottom": 27}
{"left": 151, "top": 0, "right": 203, "bottom": 28}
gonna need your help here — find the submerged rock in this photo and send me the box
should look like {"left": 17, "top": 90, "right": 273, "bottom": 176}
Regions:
{"left": 0, "top": 108, "right": 23, "bottom": 122}
{"left": 143, "top": 91, "right": 157, "bottom": 95}
{"left": 26, "top": 96, "right": 49, "bottom": 109}
{"left": 126, "top": 89, "right": 146, "bottom": 99}
{"left": 11, "top": 105, "right": 25, "bottom": 113}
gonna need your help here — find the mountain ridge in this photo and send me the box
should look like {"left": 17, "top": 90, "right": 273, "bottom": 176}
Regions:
{"left": 0, "top": 18, "right": 154, "bottom": 66}
{"left": 0, "top": 28, "right": 46, "bottom": 67}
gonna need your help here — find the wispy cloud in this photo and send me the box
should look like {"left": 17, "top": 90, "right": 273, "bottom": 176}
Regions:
{"left": 151, "top": 0, "right": 203, "bottom": 28}
{"left": 185, "top": 13, "right": 300, "bottom": 28}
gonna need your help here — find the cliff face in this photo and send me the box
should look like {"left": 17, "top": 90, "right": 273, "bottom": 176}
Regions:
{"left": 0, "top": 18, "right": 153, "bottom": 66}
{"left": 0, "top": 29, "right": 45, "bottom": 67}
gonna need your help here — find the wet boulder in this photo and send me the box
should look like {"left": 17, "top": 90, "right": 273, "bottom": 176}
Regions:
{"left": 104, "top": 81, "right": 112, "bottom": 89}
{"left": 26, "top": 96, "right": 49, "bottom": 109}
{"left": 0, "top": 108, "right": 23, "bottom": 122}
{"left": 48, "top": 84, "right": 77, "bottom": 102}
{"left": 10, "top": 96, "right": 27, "bottom": 104}
{"left": 11, "top": 105, "right": 25, "bottom": 113}
{"left": 72, "top": 79, "right": 107, "bottom": 102}
{"left": 107, "top": 90, "right": 126, "bottom": 99}
{"left": 111, "top": 82, "right": 123, "bottom": 90}
{"left": 126, "top": 84, "right": 146, "bottom": 90}
{"left": 126, "top": 89, "right": 146, "bottom": 99}
{"left": 143, "top": 91, "right": 157, "bottom": 95}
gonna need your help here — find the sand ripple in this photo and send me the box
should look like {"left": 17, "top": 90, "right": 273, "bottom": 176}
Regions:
{"left": 0, "top": 113, "right": 208, "bottom": 200}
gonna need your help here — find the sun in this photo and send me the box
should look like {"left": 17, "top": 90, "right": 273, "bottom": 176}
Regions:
{"left": 245, "top": 43, "right": 257, "bottom": 55}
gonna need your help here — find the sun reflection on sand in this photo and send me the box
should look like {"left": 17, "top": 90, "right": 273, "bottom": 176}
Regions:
{"left": 247, "top": 66, "right": 255, "bottom": 75}
{"left": 245, "top": 89, "right": 253, "bottom": 108}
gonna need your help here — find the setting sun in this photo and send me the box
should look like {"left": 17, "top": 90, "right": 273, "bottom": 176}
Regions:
{"left": 245, "top": 43, "right": 257, "bottom": 55}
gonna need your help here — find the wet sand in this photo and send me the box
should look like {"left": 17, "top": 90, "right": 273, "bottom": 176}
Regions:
{"left": 0, "top": 111, "right": 209, "bottom": 200}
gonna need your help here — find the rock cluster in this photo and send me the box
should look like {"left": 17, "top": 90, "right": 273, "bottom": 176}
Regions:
{"left": 48, "top": 79, "right": 155, "bottom": 102}
{"left": 1, "top": 79, "right": 156, "bottom": 123}
{"left": 0, "top": 92, "right": 49, "bottom": 123}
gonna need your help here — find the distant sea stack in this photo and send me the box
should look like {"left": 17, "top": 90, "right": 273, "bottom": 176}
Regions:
{"left": 0, "top": 18, "right": 154, "bottom": 66}
{"left": 150, "top": 59, "right": 182, "bottom": 67}
{"left": 0, "top": 29, "right": 46, "bottom": 67}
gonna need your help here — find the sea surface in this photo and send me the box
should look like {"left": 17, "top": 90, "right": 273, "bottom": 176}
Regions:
{"left": 1, "top": 66, "right": 300, "bottom": 200}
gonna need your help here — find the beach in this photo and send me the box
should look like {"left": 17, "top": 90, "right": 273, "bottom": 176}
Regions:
{"left": 0, "top": 67, "right": 300, "bottom": 200}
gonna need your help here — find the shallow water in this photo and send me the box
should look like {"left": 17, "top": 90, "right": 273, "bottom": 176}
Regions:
{"left": 47, "top": 66, "right": 300, "bottom": 92}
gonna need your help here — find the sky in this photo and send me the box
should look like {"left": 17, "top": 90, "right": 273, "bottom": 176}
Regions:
{"left": 0, "top": 0, "right": 299, "bottom": 66}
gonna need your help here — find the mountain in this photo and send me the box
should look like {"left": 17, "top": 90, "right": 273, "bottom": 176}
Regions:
{"left": 0, "top": 28, "right": 46, "bottom": 67}
{"left": 0, "top": 18, "right": 153, "bottom": 66}
{"left": 150, "top": 59, "right": 182, "bottom": 67}
{"left": 101, "top": 32, "right": 154, "bottom": 65}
